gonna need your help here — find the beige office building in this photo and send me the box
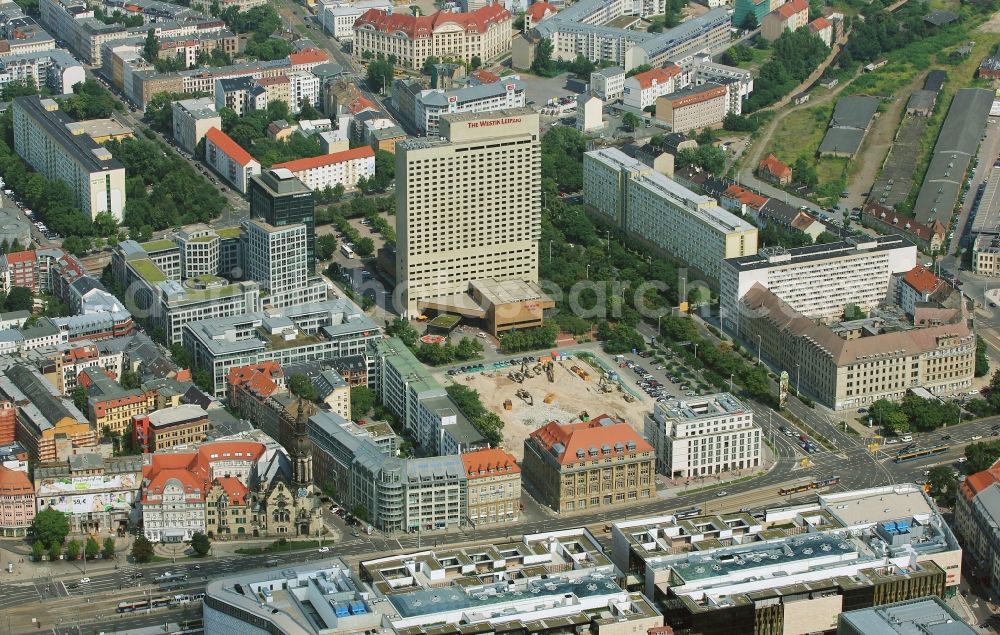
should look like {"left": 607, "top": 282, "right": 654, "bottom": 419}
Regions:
{"left": 583, "top": 147, "right": 757, "bottom": 282}
{"left": 396, "top": 108, "right": 540, "bottom": 317}
{"left": 655, "top": 82, "right": 729, "bottom": 131}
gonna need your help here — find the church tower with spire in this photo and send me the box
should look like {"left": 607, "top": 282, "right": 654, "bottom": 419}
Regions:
{"left": 292, "top": 398, "right": 314, "bottom": 488}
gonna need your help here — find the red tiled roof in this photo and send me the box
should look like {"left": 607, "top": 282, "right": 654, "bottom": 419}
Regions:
{"left": 142, "top": 441, "right": 265, "bottom": 503}
{"left": 256, "top": 75, "right": 290, "bottom": 86}
{"left": 525, "top": 1, "right": 557, "bottom": 21}
{"left": 631, "top": 65, "right": 680, "bottom": 90}
{"left": 347, "top": 96, "right": 377, "bottom": 114}
{"left": 472, "top": 68, "right": 501, "bottom": 84}
{"left": 902, "top": 266, "right": 941, "bottom": 294}
{"left": 289, "top": 47, "right": 329, "bottom": 66}
{"left": 212, "top": 476, "right": 248, "bottom": 506}
{"left": 274, "top": 146, "right": 374, "bottom": 172}
{"left": 4, "top": 250, "right": 35, "bottom": 265}
{"left": 722, "top": 184, "right": 767, "bottom": 210}
{"left": 354, "top": 4, "right": 511, "bottom": 38}
{"left": 461, "top": 448, "right": 520, "bottom": 478}
{"left": 529, "top": 416, "right": 653, "bottom": 465}
{"left": 758, "top": 153, "right": 792, "bottom": 178}
{"left": 0, "top": 465, "right": 33, "bottom": 496}
{"left": 205, "top": 127, "right": 255, "bottom": 167}
{"left": 774, "top": 0, "right": 808, "bottom": 19}
{"left": 809, "top": 16, "right": 831, "bottom": 30}
{"left": 960, "top": 458, "right": 1000, "bottom": 501}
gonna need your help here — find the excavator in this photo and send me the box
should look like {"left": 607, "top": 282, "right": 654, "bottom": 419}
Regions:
{"left": 515, "top": 389, "right": 533, "bottom": 406}
{"left": 545, "top": 361, "right": 555, "bottom": 382}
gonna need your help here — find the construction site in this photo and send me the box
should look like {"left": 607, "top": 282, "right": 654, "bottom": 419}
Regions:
{"left": 450, "top": 353, "right": 654, "bottom": 460}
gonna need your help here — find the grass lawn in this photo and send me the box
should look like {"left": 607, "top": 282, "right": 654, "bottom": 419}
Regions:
{"left": 767, "top": 104, "right": 832, "bottom": 166}
{"left": 734, "top": 46, "right": 771, "bottom": 71}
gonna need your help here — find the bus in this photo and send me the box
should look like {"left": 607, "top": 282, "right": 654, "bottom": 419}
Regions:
{"left": 674, "top": 507, "right": 702, "bottom": 520}
{"left": 894, "top": 446, "right": 948, "bottom": 463}
{"left": 341, "top": 244, "right": 355, "bottom": 259}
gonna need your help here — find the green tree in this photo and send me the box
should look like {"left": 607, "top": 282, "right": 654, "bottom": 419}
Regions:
{"left": 85, "top": 535, "right": 100, "bottom": 560}
{"left": 739, "top": 12, "right": 758, "bottom": 32}
{"left": 31, "top": 508, "right": 69, "bottom": 548}
{"left": 66, "top": 539, "right": 81, "bottom": 560}
{"left": 622, "top": 112, "right": 640, "bottom": 132}
{"left": 32, "top": 541, "right": 45, "bottom": 561}
{"left": 48, "top": 541, "right": 62, "bottom": 562}
{"left": 288, "top": 373, "right": 318, "bottom": 401}
{"left": 170, "top": 343, "right": 192, "bottom": 369}
{"left": 72, "top": 385, "right": 88, "bottom": 414}
{"left": 143, "top": 28, "right": 159, "bottom": 61}
{"left": 131, "top": 535, "right": 154, "bottom": 564}
{"left": 696, "top": 128, "right": 714, "bottom": 146}
{"left": 351, "top": 386, "right": 376, "bottom": 417}
{"left": 120, "top": 369, "right": 140, "bottom": 389}
{"left": 868, "top": 399, "right": 909, "bottom": 434}
{"left": 531, "top": 38, "right": 556, "bottom": 76}
{"left": 965, "top": 440, "right": 1000, "bottom": 474}
{"left": 62, "top": 235, "right": 86, "bottom": 256}
{"left": 1, "top": 76, "right": 38, "bottom": 101}
{"left": 191, "top": 531, "right": 211, "bottom": 556}
{"left": 193, "top": 369, "right": 213, "bottom": 392}
{"left": 3, "top": 286, "right": 31, "bottom": 311}
{"left": 385, "top": 317, "right": 419, "bottom": 347}
{"left": 976, "top": 335, "right": 990, "bottom": 377}
{"left": 316, "top": 234, "right": 338, "bottom": 261}
{"left": 102, "top": 536, "right": 116, "bottom": 559}
{"left": 927, "top": 466, "right": 956, "bottom": 505}
{"left": 567, "top": 54, "right": 595, "bottom": 78}
{"left": 353, "top": 236, "right": 375, "bottom": 257}
{"left": 470, "top": 55, "right": 482, "bottom": 70}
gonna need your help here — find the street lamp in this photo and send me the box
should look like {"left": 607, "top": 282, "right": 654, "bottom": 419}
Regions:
{"left": 606, "top": 230, "right": 611, "bottom": 253}
{"left": 549, "top": 240, "right": 553, "bottom": 263}
{"left": 729, "top": 373, "right": 734, "bottom": 393}
{"left": 795, "top": 363, "right": 800, "bottom": 397}
{"left": 586, "top": 264, "right": 590, "bottom": 280}
{"left": 756, "top": 334, "right": 762, "bottom": 366}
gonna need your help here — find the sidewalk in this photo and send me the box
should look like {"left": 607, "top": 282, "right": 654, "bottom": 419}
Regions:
{"left": 0, "top": 534, "right": 135, "bottom": 583}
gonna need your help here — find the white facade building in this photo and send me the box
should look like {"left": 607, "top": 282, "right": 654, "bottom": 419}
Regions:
{"left": 272, "top": 146, "right": 375, "bottom": 193}
{"left": 204, "top": 126, "right": 261, "bottom": 194}
{"left": 287, "top": 71, "right": 320, "bottom": 113}
{"left": 413, "top": 77, "right": 526, "bottom": 137}
{"left": 590, "top": 66, "right": 625, "bottom": 101}
{"left": 583, "top": 147, "right": 757, "bottom": 281}
{"left": 318, "top": 0, "right": 393, "bottom": 40}
{"left": 719, "top": 235, "right": 918, "bottom": 331}
{"left": 576, "top": 93, "right": 604, "bottom": 132}
{"left": 242, "top": 220, "right": 308, "bottom": 296}
{"left": 0, "top": 49, "right": 84, "bottom": 95}
{"left": 622, "top": 64, "right": 680, "bottom": 110}
{"left": 644, "top": 393, "right": 761, "bottom": 478}
{"left": 171, "top": 97, "right": 220, "bottom": 154}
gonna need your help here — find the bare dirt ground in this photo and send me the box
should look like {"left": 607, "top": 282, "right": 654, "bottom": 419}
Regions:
{"left": 458, "top": 360, "right": 653, "bottom": 460}
{"left": 977, "top": 12, "right": 1000, "bottom": 33}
